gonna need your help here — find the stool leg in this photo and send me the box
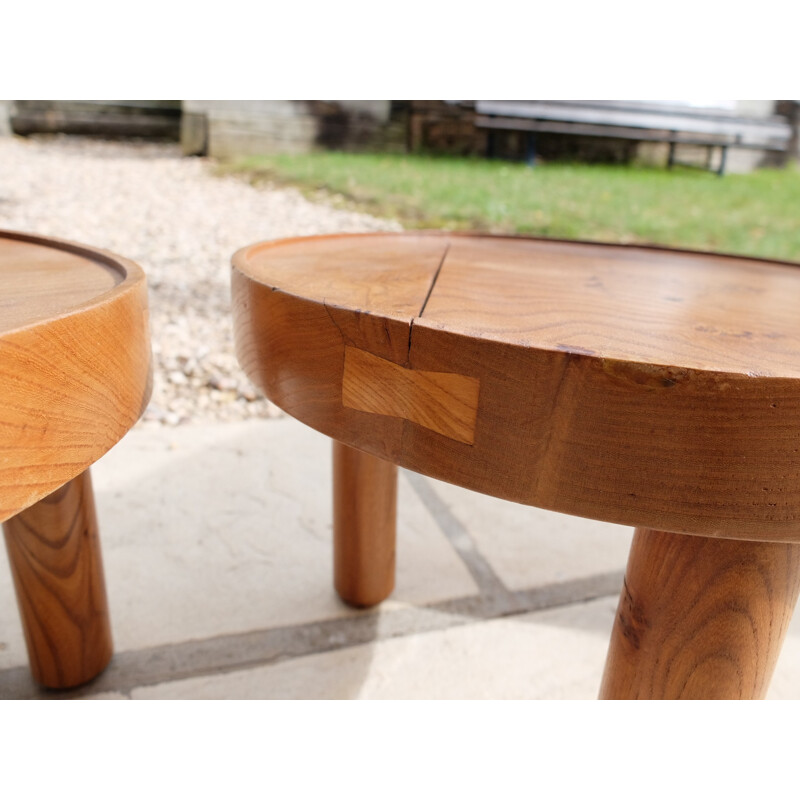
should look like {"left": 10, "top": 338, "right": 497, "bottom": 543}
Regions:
{"left": 333, "top": 440, "right": 397, "bottom": 608}
{"left": 599, "top": 527, "right": 800, "bottom": 699}
{"left": 3, "top": 469, "right": 113, "bottom": 689}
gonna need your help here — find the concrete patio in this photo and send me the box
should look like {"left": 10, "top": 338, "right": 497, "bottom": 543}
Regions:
{"left": 3, "top": 415, "right": 800, "bottom": 700}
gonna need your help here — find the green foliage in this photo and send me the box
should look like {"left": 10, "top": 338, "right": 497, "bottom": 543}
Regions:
{"left": 229, "top": 152, "right": 800, "bottom": 261}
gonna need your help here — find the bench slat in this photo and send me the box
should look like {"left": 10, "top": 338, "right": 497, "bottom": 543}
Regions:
{"left": 475, "top": 101, "right": 791, "bottom": 148}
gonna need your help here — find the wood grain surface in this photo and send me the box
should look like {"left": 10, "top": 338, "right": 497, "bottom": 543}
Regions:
{"left": 232, "top": 232, "right": 800, "bottom": 541}
{"left": 343, "top": 346, "right": 480, "bottom": 444}
{"left": 0, "top": 230, "right": 152, "bottom": 522}
{"left": 0, "top": 235, "right": 119, "bottom": 332}
{"left": 599, "top": 527, "right": 800, "bottom": 699}
{"left": 3, "top": 470, "right": 113, "bottom": 688}
{"left": 333, "top": 441, "right": 397, "bottom": 607}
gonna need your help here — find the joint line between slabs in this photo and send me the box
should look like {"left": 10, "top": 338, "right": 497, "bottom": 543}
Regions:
{"left": 402, "top": 468, "right": 511, "bottom": 600}
{"left": 0, "top": 570, "right": 622, "bottom": 699}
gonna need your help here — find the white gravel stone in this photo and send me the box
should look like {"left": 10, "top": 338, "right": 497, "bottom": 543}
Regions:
{"left": 0, "top": 135, "right": 402, "bottom": 425}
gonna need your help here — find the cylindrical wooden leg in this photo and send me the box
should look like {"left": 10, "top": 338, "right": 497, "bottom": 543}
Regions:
{"left": 333, "top": 440, "right": 397, "bottom": 608}
{"left": 599, "top": 527, "right": 800, "bottom": 699}
{"left": 3, "top": 469, "right": 113, "bottom": 689}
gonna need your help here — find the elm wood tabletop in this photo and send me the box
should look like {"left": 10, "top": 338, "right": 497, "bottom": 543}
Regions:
{"left": 0, "top": 230, "right": 151, "bottom": 690}
{"left": 232, "top": 231, "right": 800, "bottom": 700}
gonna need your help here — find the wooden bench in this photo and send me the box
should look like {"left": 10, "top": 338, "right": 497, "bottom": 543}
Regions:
{"left": 475, "top": 100, "right": 793, "bottom": 174}
{"left": 232, "top": 231, "right": 800, "bottom": 699}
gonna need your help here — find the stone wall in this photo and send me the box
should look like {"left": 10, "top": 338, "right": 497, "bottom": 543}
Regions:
{"left": 182, "top": 100, "right": 401, "bottom": 158}
{"left": 0, "top": 101, "right": 11, "bottom": 135}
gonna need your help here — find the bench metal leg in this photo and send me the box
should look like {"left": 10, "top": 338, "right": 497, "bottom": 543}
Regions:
{"left": 526, "top": 132, "right": 537, "bottom": 166}
{"left": 486, "top": 130, "right": 496, "bottom": 159}
{"left": 718, "top": 145, "right": 728, "bottom": 176}
{"left": 667, "top": 141, "right": 676, "bottom": 170}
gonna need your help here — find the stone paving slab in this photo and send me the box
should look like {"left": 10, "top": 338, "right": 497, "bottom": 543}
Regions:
{"left": 130, "top": 597, "right": 620, "bottom": 700}
{"left": 0, "top": 418, "right": 479, "bottom": 670}
{"left": 3, "top": 416, "right": 800, "bottom": 699}
{"left": 104, "top": 599, "right": 800, "bottom": 700}
{"left": 423, "top": 479, "right": 633, "bottom": 590}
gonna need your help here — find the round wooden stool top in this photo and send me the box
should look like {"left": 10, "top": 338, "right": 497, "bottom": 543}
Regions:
{"left": 0, "top": 230, "right": 151, "bottom": 522}
{"left": 232, "top": 232, "right": 800, "bottom": 542}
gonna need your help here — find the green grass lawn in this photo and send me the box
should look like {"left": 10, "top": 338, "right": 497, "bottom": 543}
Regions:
{"left": 228, "top": 152, "right": 800, "bottom": 262}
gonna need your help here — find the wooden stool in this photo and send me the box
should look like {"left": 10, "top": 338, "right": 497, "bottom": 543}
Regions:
{"left": 1, "top": 230, "right": 151, "bottom": 689}
{"left": 232, "top": 232, "right": 800, "bottom": 700}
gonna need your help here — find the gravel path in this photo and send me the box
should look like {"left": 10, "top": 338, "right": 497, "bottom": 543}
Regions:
{"left": 0, "top": 136, "right": 401, "bottom": 425}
